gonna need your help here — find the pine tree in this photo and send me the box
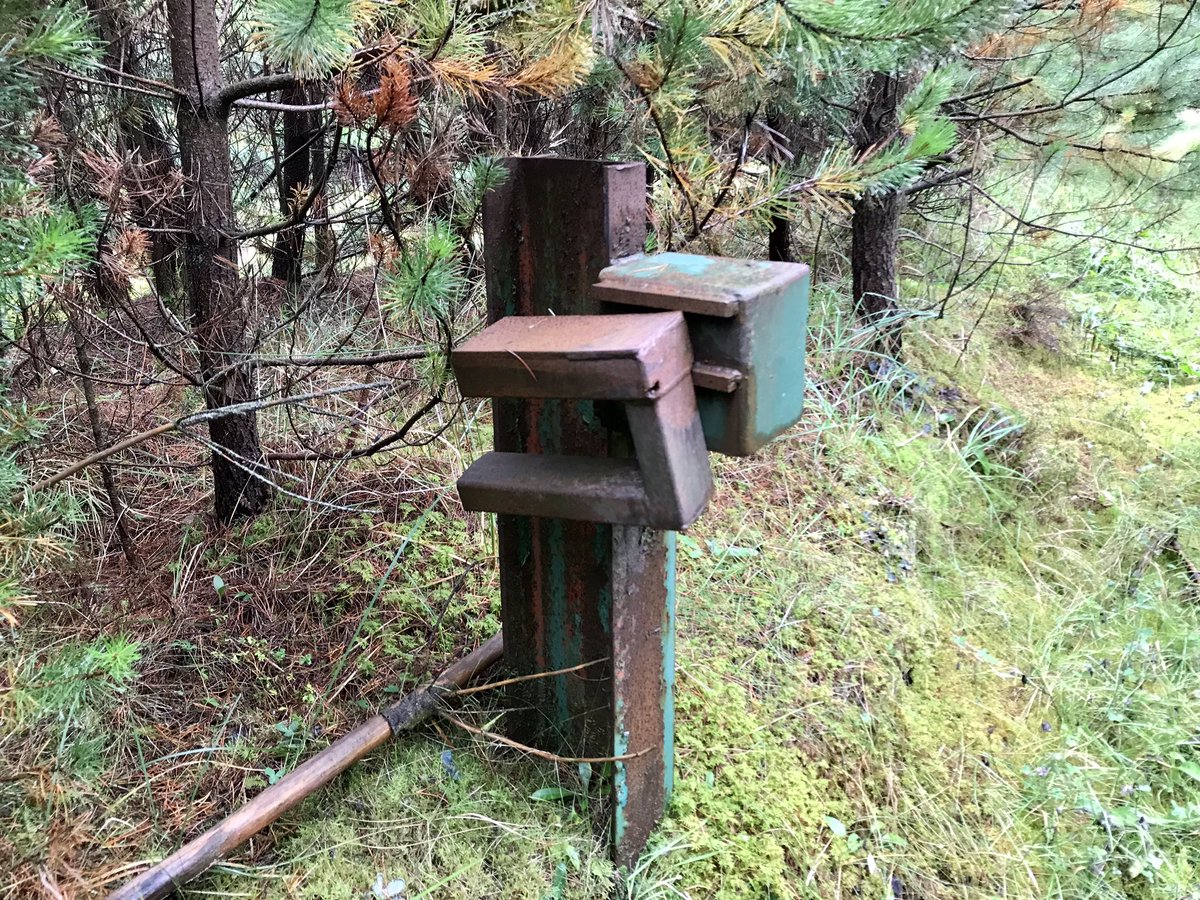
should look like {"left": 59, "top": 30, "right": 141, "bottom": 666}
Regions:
{"left": 0, "top": 0, "right": 96, "bottom": 616}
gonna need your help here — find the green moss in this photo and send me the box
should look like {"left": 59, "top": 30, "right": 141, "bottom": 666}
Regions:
{"left": 166, "top": 263, "right": 1200, "bottom": 900}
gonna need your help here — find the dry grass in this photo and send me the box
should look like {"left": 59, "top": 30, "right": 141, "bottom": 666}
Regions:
{"left": 3, "top": 279, "right": 489, "bottom": 898}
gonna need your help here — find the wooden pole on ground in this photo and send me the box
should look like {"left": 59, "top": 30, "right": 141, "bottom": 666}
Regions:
{"left": 107, "top": 633, "right": 503, "bottom": 900}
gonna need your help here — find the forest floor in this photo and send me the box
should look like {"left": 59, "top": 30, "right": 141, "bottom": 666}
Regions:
{"left": 4, "top": 249, "right": 1200, "bottom": 899}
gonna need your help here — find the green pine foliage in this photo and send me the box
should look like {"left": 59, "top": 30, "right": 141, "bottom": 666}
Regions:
{"left": 253, "top": 0, "right": 376, "bottom": 77}
{"left": 778, "top": 0, "right": 1022, "bottom": 63}
{"left": 0, "top": 1, "right": 96, "bottom": 309}
{"left": 1, "top": 1, "right": 94, "bottom": 621}
{"left": 0, "top": 397, "right": 76, "bottom": 626}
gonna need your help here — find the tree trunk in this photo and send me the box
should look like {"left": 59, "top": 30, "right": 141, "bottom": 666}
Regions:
{"left": 851, "top": 193, "right": 902, "bottom": 356}
{"left": 766, "top": 114, "right": 792, "bottom": 264}
{"left": 851, "top": 72, "right": 905, "bottom": 358}
{"left": 67, "top": 307, "right": 138, "bottom": 565}
{"left": 271, "top": 83, "right": 315, "bottom": 289}
{"left": 768, "top": 214, "right": 791, "bottom": 263}
{"left": 309, "top": 134, "right": 338, "bottom": 273}
{"left": 165, "top": 0, "right": 271, "bottom": 521}
{"left": 84, "top": 0, "right": 182, "bottom": 301}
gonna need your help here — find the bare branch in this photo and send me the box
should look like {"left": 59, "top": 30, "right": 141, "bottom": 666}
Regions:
{"left": 31, "top": 381, "right": 390, "bottom": 491}
{"left": 218, "top": 72, "right": 299, "bottom": 109}
{"left": 253, "top": 348, "right": 431, "bottom": 367}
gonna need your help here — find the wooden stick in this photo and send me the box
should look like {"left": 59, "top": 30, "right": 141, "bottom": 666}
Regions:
{"left": 451, "top": 657, "right": 607, "bottom": 696}
{"left": 440, "top": 712, "right": 652, "bottom": 764}
{"left": 107, "top": 633, "right": 503, "bottom": 900}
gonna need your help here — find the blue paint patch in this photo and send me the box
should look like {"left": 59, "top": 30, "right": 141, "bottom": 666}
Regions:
{"left": 539, "top": 399, "right": 561, "bottom": 452}
{"left": 546, "top": 518, "right": 569, "bottom": 726}
{"left": 662, "top": 531, "right": 677, "bottom": 802}
{"left": 628, "top": 253, "right": 714, "bottom": 278}
{"left": 579, "top": 399, "right": 599, "bottom": 430}
{"left": 613, "top": 251, "right": 780, "bottom": 282}
{"left": 595, "top": 526, "right": 613, "bottom": 636}
{"left": 612, "top": 715, "right": 630, "bottom": 850}
{"left": 597, "top": 582, "right": 612, "bottom": 637}
{"left": 440, "top": 749, "right": 461, "bottom": 782}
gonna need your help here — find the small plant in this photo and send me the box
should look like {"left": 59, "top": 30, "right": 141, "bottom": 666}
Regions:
{"left": 618, "top": 839, "right": 704, "bottom": 900}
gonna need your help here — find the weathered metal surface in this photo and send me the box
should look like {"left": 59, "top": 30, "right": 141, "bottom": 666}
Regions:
{"left": 594, "top": 252, "right": 797, "bottom": 316}
{"left": 624, "top": 377, "right": 712, "bottom": 528}
{"left": 453, "top": 312, "right": 693, "bottom": 401}
{"left": 691, "top": 361, "right": 743, "bottom": 393}
{"left": 594, "top": 252, "right": 811, "bottom": 456}
{"left": 458, "top": 442, "right": 709, "bottom": 530}
{"left": 453, "top": 308, "right": 712, "bottom": 529}
{"left": 610, "top": 526, "right": 675, "bottom": 868}
{"left": 458, "top": 453, "right": 649, "bottom": 524}
{"left": 482, "top": 158, "right": 673, "bottom": 867}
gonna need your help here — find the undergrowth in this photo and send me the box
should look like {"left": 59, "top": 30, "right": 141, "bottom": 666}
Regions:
{"left": 4, "top": 253, "right": 1199, "bottom": 898}
{"left": 204, "top": 276, "right": 1195, "bottom": 898}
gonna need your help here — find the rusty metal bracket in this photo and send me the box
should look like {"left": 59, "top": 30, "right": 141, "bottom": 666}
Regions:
{"left": 452, "top": 312, "right": 712, "bottom": 530}
{"left": 463, "top": 158, "right": 810, "bottom": 870}
{"left": 478, "top": 158, "right": 675, "bottom": 869}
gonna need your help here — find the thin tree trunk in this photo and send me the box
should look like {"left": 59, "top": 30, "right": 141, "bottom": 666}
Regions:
{"left": 309, "top": 134, "right": 337, "bottom": 273}
{"left": 851, "top": 192, "right": 902, "bottom": 356}
{"left": 768, "top": 214, "right": 791, "bottom": 263}
{"left": 84, "top": 0, "right": 181, "bottom": 301}
{"left": 165, "top": 0, "right": 271, "bottom": 521}
{"left": 766, "top": 114, "right": 792, "bottom": 264}
{"left": 67, "top": 308, "right": 138, "bottom": 565}
{"left": 271, "top": 83, "right": 315, "bottom": 289}
{"left": 851, "top": 72, "right": 905, "bottom": 358}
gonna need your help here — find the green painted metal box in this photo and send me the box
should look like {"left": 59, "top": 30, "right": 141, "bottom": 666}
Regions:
{"left": 593, "top": 252, "right": 810, "bottom": 457}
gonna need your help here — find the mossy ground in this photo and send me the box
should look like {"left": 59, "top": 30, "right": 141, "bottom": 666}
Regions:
{"left": 189, "top": 293, "right": 1198, "bottom": 898}
{"left": 5, "top": 258, "right": 1198, "bottom": 899}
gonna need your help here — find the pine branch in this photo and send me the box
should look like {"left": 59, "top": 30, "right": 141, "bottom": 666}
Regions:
{"left": 266, "top": 394, "right": 444, "bottom": 461}
{"left": 235, "top": 124, "right": 344, "bottom": 240}
{"left": 902, "top": 165, "right": 974, "bottom": 195}
{"left": 218, "top": 72, "right": 299, "bottom": 109}
{"left": 691, "top": 108, "right": 756, "bottom": 238}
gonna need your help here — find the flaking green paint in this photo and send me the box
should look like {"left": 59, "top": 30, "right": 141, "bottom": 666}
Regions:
{"left": 538, "top": 399, "right": 561, "bottom": 453}
{"left": 662, "top": 530, "right": 677, "bottom": 802}
{"left": 595, "top": 528, "right": 613, "bottom": 638}
{"left": 546, "top": 518, "right": 570, "bottom": 726}
{"left": 612, "top": 703, "right": 631, "bottom": 851}
{"left": 580, "top": 399, "right": 599, "bottom": 430}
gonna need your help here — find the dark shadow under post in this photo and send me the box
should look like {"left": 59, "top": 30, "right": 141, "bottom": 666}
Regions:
{"left": 482, "top": 157, "right": 675, "bottom": 866}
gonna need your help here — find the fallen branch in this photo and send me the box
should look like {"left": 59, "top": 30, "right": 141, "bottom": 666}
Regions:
{"left": 441, "top": 712, "right": 652, "bottom": 764}
{"left": 252, "top": 347, "right": 429, "bottom": 367}
{"left": 31, "top": 381, "right": 389, "bottom": 491}
{"left": 452, "top": 657, "right": 608, "bottom": 696}
{"left": 107, "top": 633, "right": 503, "bottom": 900}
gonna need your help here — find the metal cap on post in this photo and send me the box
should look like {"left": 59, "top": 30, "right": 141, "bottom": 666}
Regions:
{"left": 594, "top": 252, "right": 811, "bottom": 456}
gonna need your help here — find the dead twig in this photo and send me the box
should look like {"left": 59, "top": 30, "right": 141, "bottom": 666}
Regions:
{"left": 452, "top": 657, "right": 608, "bottom": 696}
{"left": 31, "top": 381, "right": 390, "bottom": 491}
{"left": 440, "top": 712, "right": 651, "bottom": 764}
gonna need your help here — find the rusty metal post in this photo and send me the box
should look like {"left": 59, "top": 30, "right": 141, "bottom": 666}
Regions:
{"left": 482, "top": 158, "right": 673, "bottom": 865}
